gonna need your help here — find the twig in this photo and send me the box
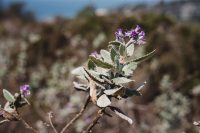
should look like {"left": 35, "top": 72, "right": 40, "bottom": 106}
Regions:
{"left": 21, "top": 118, "right": 39, "bottom": 133}
{"left": 0, "top": 119, "right": 9, "bottom": 125}
{"left": 60, "top": 95, "right": 90, "bottom": 133}
{"left": 82, "top": 108, "right": 104, "bottom": 133}
{"left": 48, "top": 112, "right": 58, "bottom": 133}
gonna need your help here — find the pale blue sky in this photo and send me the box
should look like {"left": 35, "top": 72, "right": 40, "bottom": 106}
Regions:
{"left": 3, "top": 0, "right": 173, "bottom": 20}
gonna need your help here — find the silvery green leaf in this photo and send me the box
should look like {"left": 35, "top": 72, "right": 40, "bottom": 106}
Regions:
{"left": 193, "top": 121, "right": 200, "bottom": 126}
{"left": 4, "top": 102, "right": 15, "bottom": 114}
{"left": 83, "top": 68, "right": 104, "bottom": 84}
{"left": 89, "top": 56, "right": 113, "bottom": 69}
{"left": 104, "top": 88, "right": 122, "bottom": 95}
{"left": 126, "top": 44, "right": 134, "bottom": 56}
{"left": 3, "top": 89, "right": 15, "bottom": 102}
{"left": 96, "top": 67, "right": 109, "bottom": 76}
{"left": 109, "top": 106, "right": 133, "bottom": 124}
{"left": 109, "top": 40, "right": 122, "bottom": 47}
{"left": 71, "top": 67, "right": 85, "bottom": 76}
{"left": 97, "top": 94, "right": 111, "bottom": 107}
{"left": 88, "top": 59, "right": 96, "bottom": 70}
{"left": 119, "top": 44, "right": 126, "bottom": 56}
{"left": 129, "top": 50, "right": 156, "bottom": 63}
{"left": 112, "top": 77, "right": 134, "bottom": 85}
{"left": 100, "top": 50, "right": 113, "bottom": 64}
{"left": 122, "top": 62, "right": 137, "bottom": 76}
{"left": 73, "top": 82, "right": 89, "bottom": 91}
{"left": 110, "top": 48, "right": 118, "bottom": 62}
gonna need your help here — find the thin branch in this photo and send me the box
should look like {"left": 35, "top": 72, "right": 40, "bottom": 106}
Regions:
{"left": 60, "top": 95, "right": 90, "bottom": 133}
{"left": 0, "top": 119, "right": 9, "bottom": 125}
{"left": 82, "top": 108, "right": 104, "bottom": 133}
{"left": 21, "top": 118, "right": 39, "bottom": 133}
{"left": 48, "top": 112, "right": 58, "bottom": 133}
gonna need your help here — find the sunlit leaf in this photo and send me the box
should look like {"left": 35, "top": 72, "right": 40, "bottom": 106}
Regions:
{"left": 100, "top": 50, "right": 113, "bottom": 64}
{"left": 73, "top": 82, "right": 89, "bottom": 91}
{"left": 97, "top": 94, "right": 111, "bottom": 107}
{"left": 122, "top": 62, "right": 137, "bottom": 76}
{"left": 83, "top": 68, "right": 104, "bottom": 84}
{"left": 89, "top": 56, "right": 113, "bottom": 69}
{"left": 112, "top": 77, "right": 134, "bottom": 85}
{"left": 104, "top": 88, "right": 122, "bottom": 95}
{"left": 119, "top": 44, "right": 126, "bottom": 56}
{"left": 3, "top": 89, "right": 15, "bottom": 102}
{"left": 126, "top": 44, "right": 134, "bottom": 56}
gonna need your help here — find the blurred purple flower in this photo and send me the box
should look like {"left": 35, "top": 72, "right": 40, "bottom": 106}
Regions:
{"left": 115, "top": 28, "right": 124, "bottom": 42}
{"left": 20, "top": 84, "right": 31, "bottom": 97}
{"left": 90, "top": 51, "right": 101, "bottom": 59}
{"left": 125, "top": 25, "right": 145, "bottom": 45}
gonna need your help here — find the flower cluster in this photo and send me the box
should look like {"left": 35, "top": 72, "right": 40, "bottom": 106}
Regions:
{"left": 72, "top": 25, "right": 155, "bottom": 124}
{"left": 115, "top": 25, "right": 145, "bottom": 45}
{"left": 20, "top": 84, "right": 31, "bottom": 97}
{"left": 0, "top": 85, "right": 31, "bottom": 121}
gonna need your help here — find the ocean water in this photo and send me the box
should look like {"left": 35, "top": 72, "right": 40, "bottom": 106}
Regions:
{"left": 2, "top": 0, "right": 172, "bottom": 21}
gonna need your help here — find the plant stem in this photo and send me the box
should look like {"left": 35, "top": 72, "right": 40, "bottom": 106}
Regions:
{"left": 48, "top": 112, "right": 58, "bottom": 133}
{"left": 82, "top": 108, "right": 104, "bottom": 133}
{"left": 60, "top": 96, "right": 90, "bottom": 133}
{"left": 21, "top": 118, "right": 39, "bottom": 133}
{"left": 0, "top": 119, "right": 9, "bottom": 125}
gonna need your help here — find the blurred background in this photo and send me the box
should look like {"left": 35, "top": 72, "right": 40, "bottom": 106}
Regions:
{"left": 0, "top": 0, "right": 200, "bottom": 132}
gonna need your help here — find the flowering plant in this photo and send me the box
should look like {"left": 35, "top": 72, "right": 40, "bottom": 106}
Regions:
{"left": 72, "top": 25, "right": 155, "bottom": 128}
{"left": 0, "top": 25, "right": 155, "bottom": 133}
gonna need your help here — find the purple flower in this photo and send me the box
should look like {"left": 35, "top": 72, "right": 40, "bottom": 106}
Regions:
{"left": 20, "top": 84, "right": 31, "bottom": 97}
{"left": 115, "top": 28, "right": 124, "bottom": 42}
{"left": 125, "top": 25, "right": 146, "bottom": 45}
{"left": 137, "top": 31, "right": 145, "bottom": 45}
{"left": 90, "top": 51, "right": 101, "bottom": 59}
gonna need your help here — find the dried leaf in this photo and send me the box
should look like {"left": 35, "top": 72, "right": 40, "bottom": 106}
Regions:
{"left": 109, "top": 106, "right": 133, "bottom": 124}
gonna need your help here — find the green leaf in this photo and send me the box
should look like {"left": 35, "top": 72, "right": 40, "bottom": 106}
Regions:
{"left": 129, "top": 49, "right": 156, "bottom": 63}
{"left": 109, "top": 106, "right": 133, "bottom": 124}
{"left": 89, "top": 56, "right": 113, "bottom": 69}
{"left": 83, "top": 68, "right": 105, "bottom": 84}
{"left": 3, "top": 89, "right": 15, "bottom": 102}
{"left": 87, "top": 59, "right": 96, "bottom": 70}
{"left": 110, "top": 48, "right": 118, "bottom": 62}
{"left": 109, "top": 41, "right": 122, "bottom": 47}
{"left": 100, "top": 50, "right": 113, "bottom": 64}
{"left": 122, "top": 62, "right": 137, "bottom": 76}
{"left": 126, "top": 44, "right": 134, "bottom": 56}
{"left": 119, "top": 44, "right": 126, "bottom": 56}
{"left": 104, "top": 88, "right": 122, "bottom": 95}
{"left": 73, "top": 82, "right": 89, "bottom": 92}
{"left": 112, "top": 77, "right": 134, "bottom": 85}
{"left": 97, "top": 94, "right": 111, "bottom": 107}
